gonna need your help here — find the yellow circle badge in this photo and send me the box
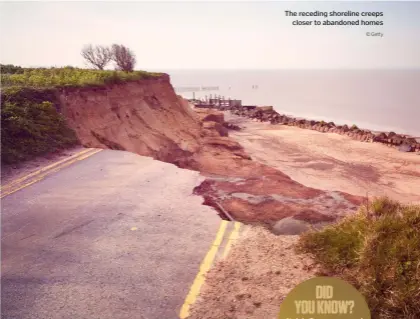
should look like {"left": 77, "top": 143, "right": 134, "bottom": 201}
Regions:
{"left": 278, "top": 277, "right": 371, "bottom": 319}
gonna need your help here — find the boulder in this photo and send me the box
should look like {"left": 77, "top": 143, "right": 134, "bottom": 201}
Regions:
{"left": 202, "top": 136, "right": 243, "bottom": 151}
{"left": 257, "top": 106, "right": 274, "bottom": 112}
{"left": 202, "top": 113, "right": 224, "bottom": 124}
{"left": 406, "top": 137, "right": 417, "bottom": 145}
{"left": 202, "top": 121, "right": 228, "bottom": 137}
{"left": 261, "top": 113, "right": 272, "bottom": 121}
{"left": 398, "top": 144, "right": 413, "bottom": 152}
{"left": 388, "top": 131, "right": 397, "bottom": 138}
{"left": 272, "top": 217, "right": 311, "bottom": 235}
{"left": 391, "top": 135, "right": 404, "bottom": 145}
{"left": 374, "top": 132, "right": 387, "bottom": 142}
{"left": 223, "top": 122, "right": 241, "bottom": 131}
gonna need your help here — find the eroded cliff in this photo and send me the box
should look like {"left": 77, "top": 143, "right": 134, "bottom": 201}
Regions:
{"left": 58, "top": 76, "right": 363, "bottom": 229}
{"left": 59, "top": 75, "right": 202, "bottom": 167}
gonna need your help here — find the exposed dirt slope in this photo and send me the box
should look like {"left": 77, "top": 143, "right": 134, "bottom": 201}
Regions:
{"left": 59, "top": 75, "right": 201, "bottom": 167}
{"left": 58, "top": 79, "right": 362, "bottom": 227}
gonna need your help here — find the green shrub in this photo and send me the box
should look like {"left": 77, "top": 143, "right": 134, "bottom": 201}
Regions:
{"left": 1, "top": 66, "right": 163, "bottom": 88}
{"left": 1, "top": 64, "right": 24, "bottom": 74}
{"left": 297, "top": 197, "right": 420, "bottom": 319}
{"left": 0, "top": 65, "right": 164, "bottom": 164}
{"left": 351, "top": 124, "right": 359, "bottom": 130}
{"left": 1, "top": 87, "right": 79, "bottom": 164}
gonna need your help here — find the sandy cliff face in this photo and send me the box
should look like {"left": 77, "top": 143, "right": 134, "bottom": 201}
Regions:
{"left": 59, "top": 75, "right": 201, "bottom": 166}
{"left": 57, "top": 77, "right": 363, "bottom": 229}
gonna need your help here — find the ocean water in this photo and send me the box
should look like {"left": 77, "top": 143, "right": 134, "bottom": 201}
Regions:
{"left": 167, "top": 70, "right": 420, "bottom": 136}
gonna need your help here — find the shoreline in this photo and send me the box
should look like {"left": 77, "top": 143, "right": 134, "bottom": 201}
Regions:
{"left": 223, "top": 112, "right": 420, "bottom": 204}
{"left": 272, "top": 108, "right": 420, "bottom": 138}
{"left": 190, "top": 99, "right": 420, "bottom": 153}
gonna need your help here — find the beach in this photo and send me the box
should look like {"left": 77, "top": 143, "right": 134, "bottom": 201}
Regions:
{"left": 186, "top": 110, "right": 420, "bottom": 319}
{"left": 225, "top": 112, "right": 420, "bottom": 204}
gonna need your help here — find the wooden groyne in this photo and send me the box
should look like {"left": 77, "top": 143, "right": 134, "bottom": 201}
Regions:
{"left": 189, "top": 95, "right": 257, "bottom": 110}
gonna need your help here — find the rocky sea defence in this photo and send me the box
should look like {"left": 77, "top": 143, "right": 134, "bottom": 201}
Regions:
{"left": 195, "top": 102, "right": 420, "bottom": 153}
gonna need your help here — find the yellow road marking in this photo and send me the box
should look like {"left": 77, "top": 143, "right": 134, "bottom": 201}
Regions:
{"left": 130, "top": 227, "right": 138, "bottom": 231}
{"left": 179, "top": 220, "right": 228, "bottom": 319}
{"left": 1, "top": 177, "right": 45, "bottom": 199}
{"left": 1, "top": 149, "right": 102, "bottom": 198}
{"left": 1, "top": 148, "right": 93, "bottom": 190}
{"left": 75, "top": 149, "right": 102, "bottom": 161}
{"left": 222, "top": 222, "right": 241, "bottom": 258}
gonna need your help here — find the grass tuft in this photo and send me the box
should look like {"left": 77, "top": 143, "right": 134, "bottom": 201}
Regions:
{"left": 297, "top": 197, "right": 420, "bottom": 319}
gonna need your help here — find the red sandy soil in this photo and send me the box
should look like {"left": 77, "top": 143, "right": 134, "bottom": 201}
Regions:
{"left": 5, "top": 76, "right": 373, "bottom": 227}
{"left": 58, "top": 80, "right": 366, "bottom": 227}
{"left": 4, "top": 77, "right": 360, "bottom": 227}
{"left": 191, "top": 108, "right": 362, "bottom": 226}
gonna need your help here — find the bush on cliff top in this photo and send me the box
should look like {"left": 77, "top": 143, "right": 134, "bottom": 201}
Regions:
{"left": 0, "top": 65, "right": 164, "bottom": 164}
{"left": 1, "top": 65, "right": 163, "bottom": 88}
{"left": 297, "top": 197, "right": 420, "bottom": 319}
{"left": 1, "top": 87, "right": 79, "bottom": 164}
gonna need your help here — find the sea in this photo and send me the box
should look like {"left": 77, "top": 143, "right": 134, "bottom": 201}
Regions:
{"left": 166, "top": 69, "right": 420, "bottom": 136}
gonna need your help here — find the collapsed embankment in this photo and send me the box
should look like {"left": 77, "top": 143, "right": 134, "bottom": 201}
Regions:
{"left": 59, "top": 75, "right": 202, "bottom": 167}
{"left": 2, "top": 76, "right": 364, "bottom": 229}
{"left": 56, "top": 77, "right": 363, "bottom": 229}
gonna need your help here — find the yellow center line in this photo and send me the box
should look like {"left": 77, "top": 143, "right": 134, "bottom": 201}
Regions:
{"left": 179, "top": 220, "right": 228, "bottom": 319}
{"left": 75, "top": 149, "right": 102, "bottom": 161}
{"left": 1, "top": 148, "right": 94, "bottom": 190}
{"left": 222, "top": 222, "right": 241, "bottom": 259}
{"left": 1, "top": 149, "right": 103, "bottom": 199}
{"left": 1, "top": 177, "right": 46, "bottom": 199}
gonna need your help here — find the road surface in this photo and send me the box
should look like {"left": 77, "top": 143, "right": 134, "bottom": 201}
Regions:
{"left": 1, "top": 149, "right": 226, "bottom": 319}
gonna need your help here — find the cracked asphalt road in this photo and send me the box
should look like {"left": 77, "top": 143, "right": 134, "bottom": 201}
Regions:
{"left": 1, "top": 150, "right": 221, "bottom": 319}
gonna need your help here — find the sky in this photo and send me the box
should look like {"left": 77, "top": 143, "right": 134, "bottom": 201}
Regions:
{"left": 0, "top": 1, "right": 419, "bottom": 70}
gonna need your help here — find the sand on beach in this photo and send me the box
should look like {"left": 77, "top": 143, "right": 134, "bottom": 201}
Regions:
{"left": 187, "top": 113, "right": 420, "bottom": 319}
{"left": 187, "top": 226, "right": 317, "bottom": 319}
{"left": 225, "top": 113, "right": 420, "bottom": 204}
